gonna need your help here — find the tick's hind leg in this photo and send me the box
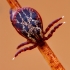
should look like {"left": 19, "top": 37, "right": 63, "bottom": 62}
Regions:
{"left": 44, "top": 16, "right": 64, "bottom": 34}
{"left": 17, "top": 41, "right": 31, "bottom": 49}
{"left": 13, "top": 44, "right": 37, "bottom": 60}
{"left": 44, "top": 22, "right": 65, "bottom": 40}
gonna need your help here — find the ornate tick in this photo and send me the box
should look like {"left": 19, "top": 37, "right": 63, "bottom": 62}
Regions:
{"left": 7, "top": 0, "right": 65, "bottom": 60}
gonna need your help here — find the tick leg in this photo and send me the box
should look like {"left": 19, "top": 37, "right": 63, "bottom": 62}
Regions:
{"left": 17, "top": 41, "right": 31, "bottom": 49}
{"left": 44, "top": 22, "right": 65, "bottom": 40}
{"left": 44, "top": 16, "right": 64, "bottom": 34}
{"left": 13, "top": 44, "right": 37, "bottom": 59}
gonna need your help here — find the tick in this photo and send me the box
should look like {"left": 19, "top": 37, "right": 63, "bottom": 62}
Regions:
{"left": 7, "top": 0, "right": 65, "bottom": 60}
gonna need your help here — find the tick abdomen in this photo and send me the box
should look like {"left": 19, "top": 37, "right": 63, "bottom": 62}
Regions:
{"left": 10, "top": 7, "right": 43, "bottom": 43}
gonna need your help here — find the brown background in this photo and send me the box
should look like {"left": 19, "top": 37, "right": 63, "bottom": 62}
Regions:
{"left": 0, "top": 0, "right": 70, "bottom": 70}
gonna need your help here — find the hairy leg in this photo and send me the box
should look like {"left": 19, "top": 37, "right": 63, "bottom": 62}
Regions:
{"left": 13, "top": 44, "right": 37, "bottom": 60}
{"left": 44, "top": 22, "right": 65, "bottom": 40}
{"left": 17, "top": 41, "right": 31, "bottom": 49}
{"left": 44, "top": 16, "right": 64, "bottom": 34}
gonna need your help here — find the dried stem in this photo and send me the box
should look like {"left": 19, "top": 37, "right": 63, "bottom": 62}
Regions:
{"left": 38, "top": 42, "right": 65, "bottom": 70}
{"left": 7, "top": 0, "right": 65, "bottom": 70}
{"left": 7, "top": 0, "right": 21, "bottom": 10}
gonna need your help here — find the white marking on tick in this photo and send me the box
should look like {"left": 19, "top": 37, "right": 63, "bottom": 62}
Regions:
{"left": 12, "top": 57, "right": 15, "bottom": 60}
{"left": 62, "top": 16, "right": 64, "bottom": 18}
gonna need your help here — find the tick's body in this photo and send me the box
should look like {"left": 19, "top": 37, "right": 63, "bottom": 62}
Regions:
{"left": 7, "top": 0, "right": 65, "bottom": 58}
{"left": 10, "top": 6, "right": 64, "bottom": 57}
{"left": 10, "top": 8, "right": 44, "bottom": 44}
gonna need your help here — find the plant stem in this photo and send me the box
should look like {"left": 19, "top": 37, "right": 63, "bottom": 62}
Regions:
{"left": 38, "top": 42, "right": 65, "bottom": 70}
{"left": 7, "top": 0, "right": 21, "bottom": 10}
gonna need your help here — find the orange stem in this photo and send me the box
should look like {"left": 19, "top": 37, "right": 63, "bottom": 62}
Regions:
{"left": 38, "top": 42, "right": 65, "bottom": 70}
{"left": 7, "top": 0, "right": 21, "bottom": 10}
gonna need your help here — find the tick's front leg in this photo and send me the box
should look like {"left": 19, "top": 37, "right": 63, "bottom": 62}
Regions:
{"left": 44, "top": 16, "right": 64, "bottom": 34}
{"left": 17, "top": 41, "right": 32, "bottom": 49}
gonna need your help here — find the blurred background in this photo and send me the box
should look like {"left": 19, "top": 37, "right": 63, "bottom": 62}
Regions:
{"left": 0, "top": 0, "right": 70, "bottom": 70}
